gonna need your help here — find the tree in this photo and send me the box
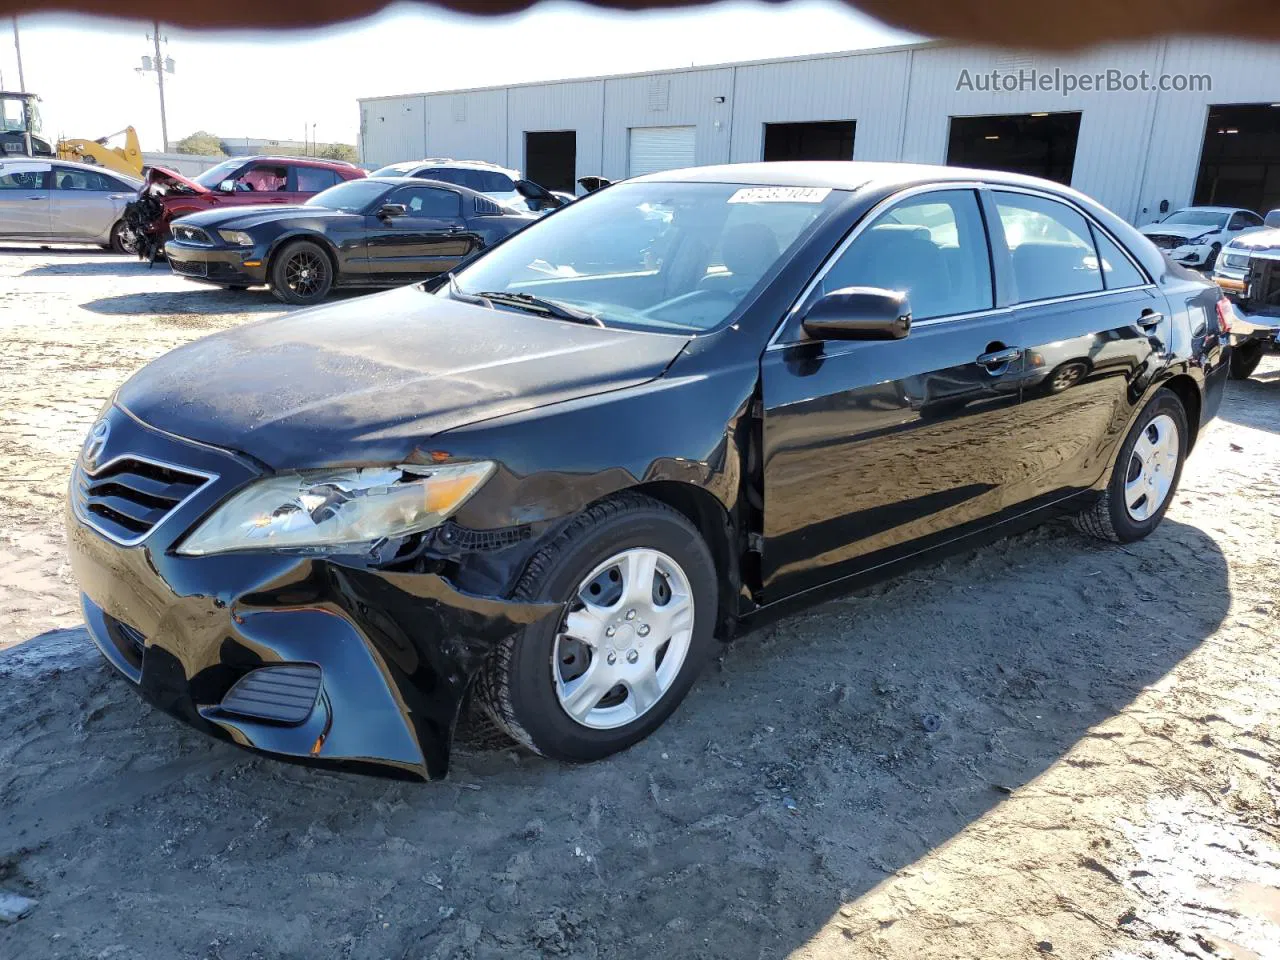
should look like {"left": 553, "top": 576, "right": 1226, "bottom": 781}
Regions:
{"left": 173, "top": 131, "right": 224, "bottom": 156}
{"left": 315, "top": 142, "right": 359, "bottom": 164}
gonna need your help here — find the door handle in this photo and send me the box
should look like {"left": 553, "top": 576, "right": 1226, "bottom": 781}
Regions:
{"left": 977, "top": 346, "right": 1022, "bottom": 368}
{"left": 1137, "top": 310, "right": 1163, "bottom": 329}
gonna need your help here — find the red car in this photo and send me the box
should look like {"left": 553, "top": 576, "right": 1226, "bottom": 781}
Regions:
{"left": 123, "top": 155, "right": 365, "bottom": 259}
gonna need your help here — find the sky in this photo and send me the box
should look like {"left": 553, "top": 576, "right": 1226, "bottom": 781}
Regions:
{"left": 1, "top": 1, "right": 916, "bottom": 152}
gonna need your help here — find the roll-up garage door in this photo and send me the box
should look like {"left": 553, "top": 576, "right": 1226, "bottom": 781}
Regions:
{"left": 628, "top": 126, "right": 696, "bottom": 177}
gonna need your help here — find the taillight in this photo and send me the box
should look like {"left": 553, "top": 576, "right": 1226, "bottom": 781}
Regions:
{"left": 1216, "top": 298, "right": 1234, "bottom": 334}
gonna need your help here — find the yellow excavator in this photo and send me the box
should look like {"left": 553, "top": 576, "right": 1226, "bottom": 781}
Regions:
{"left": 1, "top": 90, "right": 144, "bottom": 179}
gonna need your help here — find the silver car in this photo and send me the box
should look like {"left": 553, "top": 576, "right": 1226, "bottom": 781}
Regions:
{"left": 0, "top": 158, "right": 141, "bottom": 252}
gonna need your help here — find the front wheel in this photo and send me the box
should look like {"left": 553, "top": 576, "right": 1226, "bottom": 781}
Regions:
{"left": 1229, "top": 340, "right": 1265, "bottom": 380}
{"left": 1073, "top": 388, "right": 1188, "bottom": 543}
{"left": 1205, "top": 243, "right": 1222, "bottom": 270}
{"left": 269, "top": 240, "right": 333, "bottom": 305}
{"left": 108, "top": 220, "right": 136, "bottom": 255}
{"left": 477, "top": 493, "right": 717, "bottom": 763}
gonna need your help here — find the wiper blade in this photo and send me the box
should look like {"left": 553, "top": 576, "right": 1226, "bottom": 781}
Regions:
{"left": 473, "top": 291, "right": 605, "bottom": 327}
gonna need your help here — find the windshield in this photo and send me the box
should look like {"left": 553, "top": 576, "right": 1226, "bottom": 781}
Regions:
{"left": 1162, "top": 209, "right": 1229, "bottom": 228}
{"left": 305, "top": 179, "right": 388, "bottom": 212}
{"left": 194, "top": 158, "right": 245, "bottom": 188}
{"left": 446, "top": 181, "right": 839, "bottom": 333}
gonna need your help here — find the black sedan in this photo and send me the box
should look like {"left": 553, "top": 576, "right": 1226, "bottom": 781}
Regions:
{"left": 68, "top": 161, "right": 1230, "bottom": 780}
{"left": 164, "top": 176, "right": 537, "bottom": 305}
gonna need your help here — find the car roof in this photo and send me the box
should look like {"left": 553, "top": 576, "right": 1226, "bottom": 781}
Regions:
{"left": 357, "top": 175, "right": 498, "bottom": 200}
{"left": 1171, "top": 205, "right": 1249, "bottom": 213}
{"left": 629, "top": 160, "right": 1119, "bottom": 196}
{"left": 385, "top": 158, "right": 521, "bottom": 178}
{"left": 239, "top": 154, "right": 360, "bottom": 169}
{"left": 0, "top": 156, "right": 142, "bottom": 184}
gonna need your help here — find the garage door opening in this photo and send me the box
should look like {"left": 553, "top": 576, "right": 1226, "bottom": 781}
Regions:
{"left": 763, "top": 120, "right": 855, "bottom": 161}
{"left": 1193, "top": 104, "right": 1280, "bottom": 214}
{"left": 628, "top": 126, "right": 696, "bottom": 177}
{"left": 524, "top": 130, "right": 577, "bottom": 193}
{"left": 946, "top": 112, "right": 1082, "bottom": 185}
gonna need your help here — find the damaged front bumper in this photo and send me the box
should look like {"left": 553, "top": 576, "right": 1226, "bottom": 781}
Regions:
{"left": 66, "top": 406, "right": 562, "bottom": 780}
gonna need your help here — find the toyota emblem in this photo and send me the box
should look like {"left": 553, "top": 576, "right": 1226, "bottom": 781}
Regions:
{"left": 82, "top": 419, "right": 111, "bottom": 473}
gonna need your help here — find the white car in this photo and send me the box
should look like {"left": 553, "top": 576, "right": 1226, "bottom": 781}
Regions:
{"left": 368, "top": 158, "right": 570, "bottom": 214}
{"left": 1213, "top": 209, "right": 1280, "bottom": 292}
{"left": 0, "top": 157, "right": 142, "bottom": 252}
{"left": 1139, "top": 205, "right": 1265, "bottom": 270}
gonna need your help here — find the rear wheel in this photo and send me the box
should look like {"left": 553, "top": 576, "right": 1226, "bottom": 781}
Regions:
{"left": 269, "top": 240, "right": 333, "bottom": 305}
{"left": 1073, "top": 388, "right": 1188, "bottom": 543}
{"left": 477, "top": 493, "right": 717, "bottom": 763}
{"left": 1229, "top": 340, "right": 1265, "bottom": 380}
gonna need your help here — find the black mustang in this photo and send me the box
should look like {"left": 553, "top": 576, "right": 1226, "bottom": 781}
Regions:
{"left": 68, "top": 161, "right": 1230, "bottom": 781}
{"left": 163, "top": 176, "right": 537, "bottom": 304}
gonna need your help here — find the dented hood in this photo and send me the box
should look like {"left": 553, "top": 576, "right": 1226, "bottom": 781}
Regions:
{"left": 116, "top": 285, "right": 689, "bottom": 470}
{"left": 142, "top": 165, "right": 209, "bottom": 195}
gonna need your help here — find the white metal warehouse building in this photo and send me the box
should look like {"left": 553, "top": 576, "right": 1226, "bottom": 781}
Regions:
{"left": 358, "top": 37, "right": 1280, "bottom": 225}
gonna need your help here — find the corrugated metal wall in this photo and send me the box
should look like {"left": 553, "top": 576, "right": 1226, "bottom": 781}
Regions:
{"left": 600, "top": 67, "right": 736, "bottom": 177}
{"left": 358, "top": 38, "right": 1280, "bottom": 220}
{"left": 506, "top": 80, "right": 606, "bottom": 184}
{"left": 730, "top": 50, "right": 911, "bottom": 163}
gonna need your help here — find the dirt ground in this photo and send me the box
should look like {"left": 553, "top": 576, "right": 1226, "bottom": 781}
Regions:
{"left": 1, "top": 246, "right": 1279, "bottom": 960}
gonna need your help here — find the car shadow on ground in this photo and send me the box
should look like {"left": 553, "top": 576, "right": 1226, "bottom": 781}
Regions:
{"left": 22, "top": 258, "right": 152, "bottom": 277}
{"left": 80, "top": 287, "right": 372, "bottom": 317}
{"left": 1217, "top": 363, "right": 1280, "bottom": 435}
{"left": 0, "top": 516, "right": 1231, "bottom": 959}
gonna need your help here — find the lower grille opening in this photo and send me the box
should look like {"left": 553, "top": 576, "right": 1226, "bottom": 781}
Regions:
{"left": 103, "top": 615, "right": 146, "bottom": 672}
{"left": 219, "top": 665, "right": 322, "bottom": 725}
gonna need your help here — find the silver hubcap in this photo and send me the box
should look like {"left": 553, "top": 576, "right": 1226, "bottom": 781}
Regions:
{"left": 1124, "top": 413, "right": 1179, "bottom": 522}
{"left": 553, "top": 548, "right": 694, "bottom": 730}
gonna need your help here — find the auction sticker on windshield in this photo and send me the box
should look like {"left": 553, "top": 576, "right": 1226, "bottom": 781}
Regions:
{"left": 727, "top": 187, "right": 832, "bottom": 204}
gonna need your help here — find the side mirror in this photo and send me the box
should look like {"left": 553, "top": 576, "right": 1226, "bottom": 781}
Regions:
{"left": 218, "top": 179, "right": 236, "bottom": 193}
{"left": 801, "top": 286, "right": 911, "bottom": 341}
{"left": 377, "top": 202, "right": 407, "bottom": 219}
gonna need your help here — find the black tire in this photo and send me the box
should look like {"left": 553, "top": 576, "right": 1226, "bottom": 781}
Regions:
{"left": 108, "top": 220, "right": 134, "bottom": 255}
{"left": 1205, "top": 243, "right": 1221, "bottom": 270}
{"left": 1073, "top": 388, "right": 1188, "bottom": 543}
{"left": 477, "top": 492, "right": 717, "bottom": 763}
{"left": 268, "top": 240, "right": 333, "bottom": 305}
{"left": 1042, "top": 360, "right": 1089, "bottom": 395}
{"left": 1229, "top": 341, "right": 1265, "bottom": 380}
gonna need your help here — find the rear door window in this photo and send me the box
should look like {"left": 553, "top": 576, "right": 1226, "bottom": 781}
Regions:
{"left": 295, "top": 167, "right": 341, "bottom": 192}
{"left": 1089, "top": 226, "right": 1147, "bottom": 290}
{"left": 992, "top": 192, "right": 1104, "bottom": 301}
{"left": 0, "top": 167, "right": 50, "bottom": 189}
{"left": 818, "top": 189, "right": 994, "bottom": 321}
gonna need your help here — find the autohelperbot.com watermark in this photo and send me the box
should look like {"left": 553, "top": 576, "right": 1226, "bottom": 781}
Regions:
{"left": 956, "top": 67, "right": 1212, "bottom": 97}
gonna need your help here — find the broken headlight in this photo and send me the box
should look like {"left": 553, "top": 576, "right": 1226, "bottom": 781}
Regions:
{"left": 176, "top": 462, "right": 494, "bottom": 556}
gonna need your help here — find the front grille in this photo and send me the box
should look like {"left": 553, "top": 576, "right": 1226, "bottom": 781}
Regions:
{"left": 171, "top": 224, "right": 213, "bottom": 245}
{"left": 220, "top": 665, "right": 322, "bottom": 725}
{"left": 1146, "top": 234, "right": 1183, "bottom": 250}
{"left": 170, "top": 257, "right": 208, "bottom": 278}
{"left": 73, "top": 455, "right": 214, "bottom": 546}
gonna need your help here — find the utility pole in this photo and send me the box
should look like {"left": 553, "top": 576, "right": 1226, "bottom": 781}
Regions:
{"left": 12, "top": 16, "right": 25, "bottom": 91}
{"left": 152, "top": 22, "right": 168, "bottom": 151}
